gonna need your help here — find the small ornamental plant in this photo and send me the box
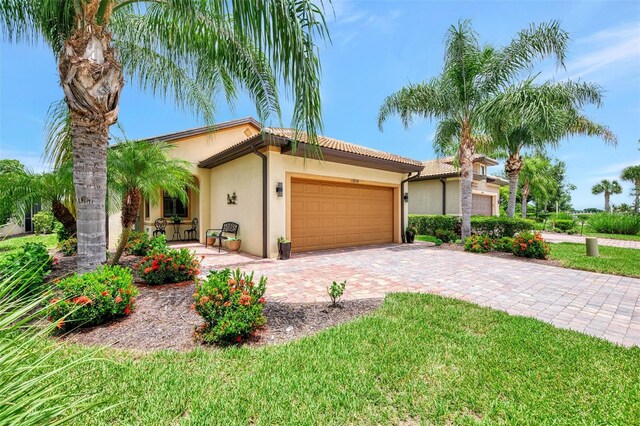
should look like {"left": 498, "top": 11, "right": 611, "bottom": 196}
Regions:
{"left": 435, "top": 228, "right": 456, "bottom": 243}
{"left": 512, "top": 231, "right": 550, "bottom": 259}
{"left": 493, "top": 236, "right": 514, "bottom": 253}
{"left": 58, "top": 237, "right": 77, "bottom": 256}
{"left": 126, "top": 231, "right": 151, "bottom": 255}
{"left": 135, "top": 247, "right": 201, "bottom": 285}
{"left": 464, "top": 235, "right": 493, "bottom": 253}
{"left": 0, "top": 242, "right": 53, "bottom": 295}
{"left": 47, "top": 265, "right": 138, "bottom": 330}
{"left": 193, "top": 268, "right": 267, "bottom": 344}
{"left": 327, "top": 280, "right": 346, "bottom": 307}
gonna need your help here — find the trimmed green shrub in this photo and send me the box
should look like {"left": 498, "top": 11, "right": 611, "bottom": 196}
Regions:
{"left": 554, "top": 219, "right": 575, "bottom": 232}
{"left": 53, "top": 221, "right": 71, "bottom": 242}
{"left": 58, "top": 237, "right": 77, "bottom": 256}
{"left": 47, "top": 265, "right": 138, "bottom": 330}
{"left": 193, "top": 268, "right": 267, "bottom": 344}
{"left": 493, "top": 236, "right": 514, "bottom": 253}
{"left": 408, "top": 215, "right": 459, "bottom": 236}
{"left": 512, "top": 231, "right": 550, "bottom": 259}
{"left": 0, "top": 242, "right": 53, "bottom": 295}
{"left": 33, "top": 211, "right": 55, "bottom": 234}
{"left": 435, "top": 228, "right": 456, "bottom": 243}
{"left": 464, "top": 235, "right": 493, "bottom": 253}
{"left": 588, "top": 213, "right": 640, "bottom": 235}
{"left": 470, "top": 216, "right": 535, "bottom": 238}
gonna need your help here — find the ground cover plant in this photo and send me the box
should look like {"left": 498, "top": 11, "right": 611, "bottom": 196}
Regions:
{"left": 0, "top": 234, "right": 57, "bottom": 260}
{"left": 47, "top": 265, "right": 138, "bottom": 330}
{"left": 193, "top": 268, "right": 267, "bottom": 344}
{"left": 549, "top": 243, "right": 640, "bottom": 278}
{"left": 36, "top": 293, "right": 640, "bottom": 425}
{"left": 0, "top": 242, "right": 54, "bottom": 295}
{"left": 416, "top": 235, "right": 443, "bottom": 245}
{"left": 136, "top": 247, "right": 200, "bottom": 285}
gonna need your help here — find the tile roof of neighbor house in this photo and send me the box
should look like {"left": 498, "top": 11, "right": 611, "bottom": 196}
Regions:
{"left": 197, "top": 122, "right": 425, "bottom": 172}
{"left": 414, "top": 155, "right": 500, "bottom": 179}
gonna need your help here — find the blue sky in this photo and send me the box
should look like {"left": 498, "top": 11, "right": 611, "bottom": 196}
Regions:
{"left": 1, "top": 0, "right": 639, "bottom": 210}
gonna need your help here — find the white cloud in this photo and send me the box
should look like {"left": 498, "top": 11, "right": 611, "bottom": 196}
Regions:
{"left": 330, "top": 1, "right": 402, "bottom": 46}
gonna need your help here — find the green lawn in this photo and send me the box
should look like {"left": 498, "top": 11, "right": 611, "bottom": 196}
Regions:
{"left": 549, "top": 243, "right": 640, "bottom": 278}
{"left": 49, "top": 294, "right": 639, "bottom": 425}
{"left": 0, "top": 234, "right": 57, "bottom": 259}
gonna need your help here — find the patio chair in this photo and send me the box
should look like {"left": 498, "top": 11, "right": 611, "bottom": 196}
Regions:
{"left": 205, "top": 222, "right": 239, "bottom": 252}
{"left": 183, "top": 218, "right": 198, "bottom": 241}
{"left": 152, "top": 218, "right": 167, "bottom": 237}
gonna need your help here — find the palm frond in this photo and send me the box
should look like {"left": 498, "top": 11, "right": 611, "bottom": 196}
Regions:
{"left": 43, "top": 100, "right": 72, "bottom": 169}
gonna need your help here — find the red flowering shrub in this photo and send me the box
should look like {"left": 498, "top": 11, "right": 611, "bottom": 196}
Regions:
{"left": 136, "top": 247, "right": 200, "bottom": 285}
{"left": 512, "top": 231, "right": 550, "bottom": 259}
{"left": 464, "top": 234, "right": 493, "bottom": 253}
{"left": 47, "top": 265, "right": 138, "bottom": 330}
{"left": 193, "top": 268, "right": 267, "bottom": 344}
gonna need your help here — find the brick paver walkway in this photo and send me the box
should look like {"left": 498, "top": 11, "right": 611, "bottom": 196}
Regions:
{"left": 541, "top": 232, "right": 640, "bottom": 249}
{"left": 176, "top": 242, "right": 640, "bottom": 347}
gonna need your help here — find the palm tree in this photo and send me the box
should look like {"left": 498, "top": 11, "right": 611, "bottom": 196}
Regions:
{"left": 592, "top": 179, "right": 622, "bottom": 212}
{"left": 377, "top": 20, "right": 568, "bottom": 239}
{"left": 518, "top": 156, "right": 555, "bottom": 218}
{"left": 108, "top": 140, "right": 195, "bottom": 264}
{"left": 483, "top": 80, "right": 616, "bottom": 217}
{"left": 621, "top": 165, "right": 640, "bottom": 213}
{"left": 1, "top": 1, "right": 329, "bottom": 272}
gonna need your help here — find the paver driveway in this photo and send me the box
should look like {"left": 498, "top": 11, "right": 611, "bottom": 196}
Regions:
{"left": 187, "top": 242, "right": 640, "bottom": 347}
{"left": 541, "top": 232, "right": 640, "bottom": 249}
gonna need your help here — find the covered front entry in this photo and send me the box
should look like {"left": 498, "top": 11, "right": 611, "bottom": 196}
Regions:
{"left": 290, "top": 178, "right": 394, "bottom": 252}
{"left": 472, "top": 193, "right": 494, "bottom": 216}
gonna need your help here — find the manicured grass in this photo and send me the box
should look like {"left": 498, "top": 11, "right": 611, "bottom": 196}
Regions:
{"left": 583, "top": 232, "right": 640, "bottom": 242}
{"left": 48, "top": 293, "right": 639, "bottom": 424}
{"left": 416, "top": 234, "right": 442, "bottom": 245}
{"left": 0, "top": 234, "right": 57, "bottom": 259}
{"left": 549, "top": 243, "right": 640, "bottom": 278}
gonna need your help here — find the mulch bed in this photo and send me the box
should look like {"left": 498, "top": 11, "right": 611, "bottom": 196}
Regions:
{"left": 435, "top": 242, "right": 563, "bottom": 267}
{"left": 60, "top": 276, "right": 382, "bottom": 352}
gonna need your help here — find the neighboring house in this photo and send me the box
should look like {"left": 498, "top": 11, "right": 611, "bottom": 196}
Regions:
{"left": 108, "top": 117, "right": 424, "bottom": 258}
{"left": 408, "top": 155, "right": 507, "bottom": 216}
{"left": 0, "top": 202, "right": 41, "bottom": 237}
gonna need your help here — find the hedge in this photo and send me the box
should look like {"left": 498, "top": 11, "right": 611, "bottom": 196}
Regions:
{"left": 408, "top": 215, "right": 535, "bottom": 239}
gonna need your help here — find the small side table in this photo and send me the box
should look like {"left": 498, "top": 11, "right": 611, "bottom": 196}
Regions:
{"left": 171, "top": 222, "right": 182, "bottom": 241}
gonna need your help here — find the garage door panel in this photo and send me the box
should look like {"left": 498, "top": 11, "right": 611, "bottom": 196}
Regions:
{"left": 472, "top": 194, "right": 493, "bottom": 216}
{"left": 291, "top": 178, "right": 394, "bottom": 252}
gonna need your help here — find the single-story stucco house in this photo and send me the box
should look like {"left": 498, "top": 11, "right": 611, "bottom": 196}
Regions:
{"left": 408, "top": 155, "right": 507, "bottom": 217}
{"left": 107, "top": 117, "right": 425, "bottom": 258}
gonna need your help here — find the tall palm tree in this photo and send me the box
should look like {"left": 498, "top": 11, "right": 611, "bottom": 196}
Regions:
{"left": 1, "top": 1, "right": 329, "bottom": 272}
{"left": 592, "top": 179, "right": 622, "bottom": 212}
{"left": 518, "top": 156, "right": 555, "bottom": 218}
{"left": 377, "top": 20, "right": 568, "bottom": 239}
{"left": 483, "top": 80, "right": 616, "bottom": 217}
{"left": 621, "top": 165, "right": 640, "bottom": 213}
{"left": 108, "top": 140, "right": 195, "bottom": 264}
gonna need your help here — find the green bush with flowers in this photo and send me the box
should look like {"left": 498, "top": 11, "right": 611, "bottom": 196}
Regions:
{"left": 464, "top": 235, "right": 493, "bottom": 253}
{"left": 193, "top": 268, "right": 267, "bottom": 344}
{"left": 135, "top": 247, "right": 201, "bottom": 285}
{"left": 493, "top": 236, "right": 514, "bottom": 253}
{"left": 0, "top": 242, "right": 55, "bottom": 295}
{"left": 58, "top": 237, "right": 77, "bottom": 256}
{"left": 512, "top": 231, "right": 550, "bottom": 259}
{"left": 47, "top": 265, "right": 138, "bottom": 330}
{"left": 126, "top": 230, "right": 151, "bottom": 255}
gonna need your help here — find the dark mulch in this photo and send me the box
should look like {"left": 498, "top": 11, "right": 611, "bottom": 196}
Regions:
{"left": 47, "top": 254, "right": 143, "bottom": 283}
{"left": 61, "top": 277, "right": 382, "bottom": 352}
{"left": 435, "top": 242, "right": 563, "bottom": 267}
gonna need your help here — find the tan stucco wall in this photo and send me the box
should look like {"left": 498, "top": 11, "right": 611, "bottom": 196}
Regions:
{"left": 0, "top": 221, "right": 25, "bottom": 238}
{"left": 267, "top": 151, "right": 408, "bottom": 258}
{"left": 209, "top": 154, "right": 263, "bottom": 257}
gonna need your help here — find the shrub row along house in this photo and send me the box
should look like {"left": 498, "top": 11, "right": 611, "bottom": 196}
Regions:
{"left": 108, "top": 117, "right": 505, "bottom": 258}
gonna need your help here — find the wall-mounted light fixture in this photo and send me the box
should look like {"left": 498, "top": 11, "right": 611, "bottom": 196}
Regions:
{"left": 403, "top": 192, "right": 409, "bottom": 202}
{"left": 276, "top": 182, "right": 284, "bottom": 197}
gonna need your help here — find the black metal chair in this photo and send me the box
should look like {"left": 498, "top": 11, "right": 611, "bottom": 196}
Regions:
{"left": 183, "top": 218, "right": 198, "bottom": 241}
{"left": 205, "top": 222, "right": 239, "bottom": 252}
{"left": 153, "top": 218, "right": 167, "bottom": 237}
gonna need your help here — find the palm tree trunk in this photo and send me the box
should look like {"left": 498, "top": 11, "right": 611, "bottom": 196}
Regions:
{"left": 634, "top": 182, "right": 639, "bottom": 214}
{"left": 59, "top": 24, "right": 123, "bottom": 272}
{"left": 51, "top": 200, "right": 76, "bottom": 237}
{"left": 111, "top": 188, "right": 142, "bottom": 265}
{"left": 604, "top": 192, "right": 611, "bottom": 212}
{"left": 521, "top": 182, "right": 530, "bottom": 218}
{"left": 459, "top": 123, "right": 475, "bottom": 240}
{"left": 504, "top": 152, "right": 523, "bottom": 218}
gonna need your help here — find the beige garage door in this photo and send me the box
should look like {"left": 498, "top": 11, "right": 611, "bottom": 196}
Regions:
{"left": 290, "top": 178, "right": 394, "bottom": 252}
{"left": 472, "top": 194, "right": 494, "bottom": 216}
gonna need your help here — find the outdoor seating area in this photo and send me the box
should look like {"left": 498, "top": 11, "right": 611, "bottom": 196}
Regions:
{"left": 154, "top": 217, "right": 200, "bottom": 242}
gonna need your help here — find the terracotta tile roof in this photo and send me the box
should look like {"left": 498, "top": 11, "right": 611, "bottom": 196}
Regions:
{"left": 414, "top": 154, "right": 500, "bottom": 179}
{"left": 263, "top": 128, "right": 424, "bottom": 167}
